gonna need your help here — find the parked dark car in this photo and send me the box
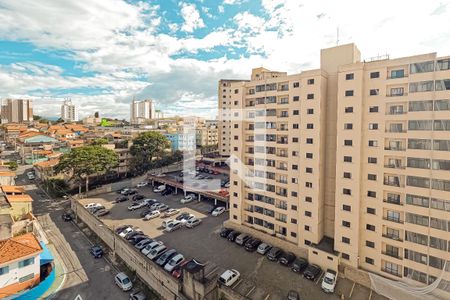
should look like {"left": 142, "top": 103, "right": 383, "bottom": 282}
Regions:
{"left": 161, "top": 188, "right": 173, "bottom": 196}
{"left": 129, "top": 235, "right": 148, "bottom": 245}
{"left": 115, "top": 225, "right": 132, "bottom": 234}
{"left": 291, "top": 258, "right": 308, "bottom": 273}
{"left": 123, "top": 189, "right": 137, "bottom": 196}
{"left": 90, "top": 245, "right": 103, "bottom": 258}
{"left": 279, "top": 252, "right": 296, "bottom": 266}
{"left": 244, "top": 238, "right": 262, "bottom": 252}
{"left": 62, "top": 212, "right": 73, "bottom": 221}
{"left": 267, "top": 247, "right": 283, "bottom": 261}
{"left": 115, "top": 196, "right": 128, "bottom": 203}
{"left": 140, "top": 208, "right": 153, "bottom": 218}
{"left": 303, "top": 264, "right": 322, "bottom": 280}
{"left": 132, "top": 194, "right": 145, "bottom": 201}
{"left": 227, "top": 230, "right": 240, "bottom": 242}
{"left": 287, "top": 290, "right": 300, "bottom": 300}
{"left": 125, "top": 230, "right": 143, "bottom": 240}
{"left": 176, "top": 212, "right": 191, "bottom": 221}
{"left": 89, "top": 205, "right": 105, "bottom": 214}
{"left": 156, "top": 249, "right": 177, "bottom": 267}
{"left": 220, "top": 228, "right": 233, "bottom": 238}
{"left": 94, "top": 209, "right": 110, "bottom": 217}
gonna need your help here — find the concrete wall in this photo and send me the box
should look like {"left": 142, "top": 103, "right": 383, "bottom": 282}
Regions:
{"left": 72, "top": 200, "right": 181, "bottom": 299}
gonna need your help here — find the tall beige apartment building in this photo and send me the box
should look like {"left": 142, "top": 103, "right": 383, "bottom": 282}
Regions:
{"left": 0, "top": 99, "right": 33, "bottom": 124}
{"left": 221, "top": 43, "right": 450, "bottom": 298}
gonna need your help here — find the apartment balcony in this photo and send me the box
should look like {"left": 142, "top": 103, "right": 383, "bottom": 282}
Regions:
{"left": 382, "top": 251, "right": 403, "bottom": 260}
{"left": 381, "top": 268, "right": 402, "bottom": 278}
{"left": 276, "top": 192, "right": 288, "bottom": 197}
{"left": 382, "top": 234, "right": 403, "bottom": 242}
{"left": 276, "top": 153, "right": 288, "bottom": 158}
{"left": 276, "top": 166, "right": 288, "bottom": 171}
{"left": 278, "top": 100, "right": 289, "bottom": 105}
{"left": 277, "top": 140, "right": 289, "bottom": 145}
{"left": 386, "top": 111, "right": 407, "bottom": 115}
{"left": 387, "top": 74, "right": 409, "bottom": 80}
{"left": 275, "top": 218, "right": 287, "bottom": 223}
{"left": 244, "top": 208, "right": 254, "bottom": 213}
{"left": 384, "top": 147, "right": 406, "bottom": 151}
{"left": 385, "top": 129, "right": 407, "bottom": 134}
{"left": 275, "top": 204, "right": 288, "bottom": 210}
{"left": 386, "top": 92, "right": 408, "bottom": 97}
{"left": 278, "top": 115, "right": 289, "bottom": 118}
{"left": 384, "top": 164, "right": 406, "bottom": 169}
{"left": 383, "top": 199, "right": 404, "bottom": 206}
{"left": 277, "top": 128, "right": 289, "bottom": 132}
{"left": 383, "top": 181, "right": 404, "bottom": 188}
{"left": 383, "top": 216, "right": 404, "bottom": 224}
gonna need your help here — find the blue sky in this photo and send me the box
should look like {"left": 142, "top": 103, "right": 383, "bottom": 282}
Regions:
{"left": 0, "top": 0, "right": 449, "bottom": 119}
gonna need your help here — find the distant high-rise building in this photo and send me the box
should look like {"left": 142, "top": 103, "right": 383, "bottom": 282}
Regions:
{"left": 0, "top": 99, "right": 33, "bottom": 123}
{"left": 60, "top": 99, "right": 78, "bottom": 122}
{"left": 130, "top": 99, "right": 156, "bottom": 125}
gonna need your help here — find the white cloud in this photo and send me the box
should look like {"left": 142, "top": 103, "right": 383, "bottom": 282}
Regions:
{"left": 179, "top": 2, "right": 205, "bottom": 33}
{"left": 223, "top": 0, "right": 245, "bottom": 5}
{"left": 218, "top": 5, "right": 224, "bottom": 13}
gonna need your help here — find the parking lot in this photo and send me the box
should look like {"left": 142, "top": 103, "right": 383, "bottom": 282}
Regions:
{"left": 79, "top": 184, "right": 386, "bottom": 300}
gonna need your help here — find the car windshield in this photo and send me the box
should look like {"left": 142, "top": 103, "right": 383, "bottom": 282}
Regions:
{"left": 218, "top": 277, "right": 226, "bottom": 284}
{"left": 122, "top": 277, "right": 130, "bottom": 284}
{"left": 324, "top": 276, "right": 334, "bottom": 284}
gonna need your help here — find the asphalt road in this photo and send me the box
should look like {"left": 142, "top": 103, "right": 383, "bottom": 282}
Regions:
{"left": 16, "top": 166, "right": 129, "bottom": 300}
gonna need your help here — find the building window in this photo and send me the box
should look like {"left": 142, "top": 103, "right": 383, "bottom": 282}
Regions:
{"left": 410, "top": 61, "right": 434, "bottom": 73}
{"left": 345, "top": 90, "right": 354, "bottom": 97}
{"left": 367, "top": 191, "right": 376, "bottom": 198}
{"left": 293, "top": 110, "right": 299, "bottom": 115}
{"left": 292, "top": 165, "right": 298, "bottom": 170}
{"left": 366, "top": 224, "right": 376, "bottom": 231}
{"left": 306, "top": 138, "right": 313, "bottom": 144}
{"left": 342, "top": 237, "right": 350, "bottom": 244}
{"left": 305, "top": 196, "right": 312, "bottom": 202}
{"left": 306, "top": 153, "right": 313, "bottom": 159}
{"left": 293, "top": 123, "right": 299, "bottom": 129}
{"left": 307, "top": 79, "right": 315, "bottom": 85}
{"left": 368, "top": 140, "right": 378, "bottom": 147}
{"left": 368, "top": 174, "right": 377, "bottom": 181}
{"left": 291, "top": 191, "right": 298, "bottom": 197}
{"left": 305, "top": 167, "right": 313, "bottom": 173}
{"left": 343, "top": 188, "right": 352, "bottom": 195}
{"left": 369, "top": 106, "right": 379, "bottom": 113}
{"left": 307, "top": 94, "right": 314, "bottom": 100}
{"left": 233, "top": 192, "right": 238, "bottom": 197}
{"left": 365, "top": 257, "right": 374, "bottom": 265}
{"left": 367, "top": 207, "right": 376, "bottom": 215}
{"left": 305, "top": 211, "right": 312, "bottom": 217}
{"left": 292, "top": 151, "right": 299, "bottom": 156}
{"left": 304, "top": 225, "right": 310, "bottom": 231}
{"left": 346, "top": 73, "right": 354, "bottom": 80}
{"left": 345, "top": 107, "right": 354, "bottom": 113}
{"left": 291, "top": 232, "right": 297, "bottom": 237}
{"left": 305, "top": 182, "right": 313, "bottom": 188}
{"left": 368, "top": 157, "right": 377, "bottom": 164}
{"left": 18, "top": 258, "right": 35, "bottom": 268}
{"left": 341, "top": 253, "right": 350, "bottom": 260}
{"left": 344, "top": 140, "right": 353, "bottom": 146}
{"left": 0, "top": 266, "right": 9, "bottom": 275}
{"left": 344, "top": 156, "right": 352, "bottom": 163}
{"left": 344, "top": 172, "right": 351, "bottom": 179}
{"left": 233, "top": 203, "right": 238, "bottom": 208}
{"left": 369, "top": 123, "right": 378, "bottom": 130}
{"left": 369, "top": 89, "right": 379, "bottom": 96}
{"left": 307, "top": 108, "right": 314, "bottom": 114}
{"left": 293, "top": 96, "right": 300, "bottom": 101}
{"left": 343, "top": 204, "right": 351, "bottom": 211}
{"left": 291, "top": 205, "right": 297, "bottom": 211}
{"left": 293, "top": 82, "right": 300, "bottom": 88}
{"left": 342, "top": 221, "right": 351, "bottom": 228}
{"left": 291, "top": 218, "right": 298, "bottom": 224}
{"left": 366, "top": 241, "right": 375, "bottom": 248}
{"left": 304, "top": 240, "right": 311, "bottom": 245}
{"left": 233, "top": 215, "right": 237, "bottom": 220}
{"left": 306, "top": 123, "right": 314, "bottom": 129}
{"left": 292, "top": 137, "right": 299, "bottom": 143}
{"left": 370, "top": 71, "right": 380, "bottom": 78}
{"left": 344, "top": 123, "right": 353, "bottom": 130}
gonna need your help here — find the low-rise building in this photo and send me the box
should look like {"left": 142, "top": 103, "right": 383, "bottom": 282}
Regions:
{"left": 0, "top": 186, "right": 33, "bottom": 221}
{"left": 0, "top": 233, "right": 43, "bottom": 298}
{"left": 0, "top": 171, "right": 16, "bottom": 186}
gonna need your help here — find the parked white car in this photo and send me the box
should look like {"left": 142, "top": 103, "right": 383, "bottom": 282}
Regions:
{"left": 179, "top": 214, "right": 196, "bottom": 225}
{"left": 144, "top": 210, "right": 160, "bottom": 220}
{"left": 27, "top": 172, "right": 35, "bottom": 180}
{"left": 84, "top": 203, "right": 102, "bottom": 209}
{"left": 115, "top": 272, "right": 132, "bottom": 291}
{"left": 211, "top": 207, "right": 226, "bottom": 216}
{"left": 136, "top": 182, "right": 148, "bottom": 188}
{"left": 186, "top": 218, "right": 202, "bottom": 228}
{"left": 153, "top": 185, "right": 166, "bottom": 193}
{"left": 147, "top": 244, "right": 167, "bottom": 260}
{"left": 164, "top": 254, "right": 185, "bottom": 272}
{"left": 165, "top": 220, "right": 182, "bottom": 232}
{"left": 141, "top": 241, "right": 163, "bottom": 255}
{"left": 321, "top": 269, "right": 337, "bottom": 293}
{"left": 162, "top": 208, "right": 180, "bottom": 218}
{"left": 180, "top": 194, "right": 196, "bottom": 204}
{"left": 119, "top": 227, "right": 133, "bottom": 237}
{"left": 161, "top": 219, "right": 175, "bottom": 229}
{"left": 218, "top": 269, "right": 240, "bottom": 287}
{"left": 128, "top": 201, "right": 148, "bottom": 211}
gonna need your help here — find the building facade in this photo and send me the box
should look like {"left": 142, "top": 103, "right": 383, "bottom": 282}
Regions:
{"left": 1, "top": 99, "right": 33, "bottom": 124}
{"left": 130, "top": 99, "right": 156, "bottom": 125}
{"left": 224, "top": 44, "right": 450, "bottom": 295}
{"left": 196, "top": 121, "right": 218, "bottom": 147}
{"left": 60, "top": 99, "right": 78, "bottom": 122}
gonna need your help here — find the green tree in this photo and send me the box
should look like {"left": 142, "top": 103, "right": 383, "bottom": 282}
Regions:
{"left": 94, "top": 111, "right": 99, "bottom": 118}
{"left": 90, "top": 138, "right": 109, "bottom": 146}
{"left": 130, "top": 131, "right": 170, "bottom": 174}
{"left": 55, "top": 146, "right": 118, "bottom": 195}
{"left": 7, "top": 161, "right": 18, "bottom": 171}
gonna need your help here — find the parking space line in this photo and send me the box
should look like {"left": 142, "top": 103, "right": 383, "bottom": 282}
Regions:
{"left": 205, "top": 266, "right": 219, "bottom": 278}
{"left": 349, "top": 282, "right": 356, "bottom": 298}
{"left": 368, "top": 288, "right": 372, "bottom": 300}
{"left": 232, "top": 279, "right": 242, "bottom": 289}
{"left": 315, "top": 271, "right": 324, "bottom": 285}
{"left": 245, "top": 286, "right": 256, "bottom": 297}
{"left": 263, "top": 293, "right": 271, "bottom": 300}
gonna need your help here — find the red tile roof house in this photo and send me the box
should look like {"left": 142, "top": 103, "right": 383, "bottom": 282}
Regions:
{"left": 0, "top": 233, "right": 43, "bottom": 298}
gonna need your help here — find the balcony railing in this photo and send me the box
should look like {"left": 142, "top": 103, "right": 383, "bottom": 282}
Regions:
{"left": 383, "top": 199, "right": 403, "bottom": 206}
{"left": 276, "top": 166, "right": 288, "bottom": 171}
{"left": 275, "top": 218, "right": 287, "bottom": 223}
{"left": 386, "top": 111, "right": 407, "bottom": 115}
{"left": 382, "top": 251, "right": 402, "bottom": 260}
{"left": 383, "top": 216, "right": 404, "bottom": 224}
{"left": 275, "top": 205, "right": 288, "bottom": 210}
{"left": 276, "top": 192, "right": 287, "bottom": 197}
{"left": 385, "top": 130, "right": 407, "bottom": 133}
{"left": 384, "top": 164, "right": 406, "bottom": 169}
{"left": 382, "top": 234, "right": 403, "bottom": 242}
{"left": 384, "top": 180, "right": 403, "bottom": 187}
{"left": 382, "top": 268, "right": 402, "bottom": 277}
{"left": 384, "top": 147, "right": 406, "bottom": 151}
{"left": 386, "top": 92, "right": 408, "bottom": 97}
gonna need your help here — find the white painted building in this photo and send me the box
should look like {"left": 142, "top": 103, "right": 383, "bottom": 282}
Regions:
{"left": 130, "top": 99, "right": 156, "bottom": 125}
{"left": 60, "top": 99, "right": 78, "bottom": 122}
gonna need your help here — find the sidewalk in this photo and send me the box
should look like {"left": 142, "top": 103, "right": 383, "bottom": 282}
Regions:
{"left": 40, "top": 243, "right": 66, "bottom": 299}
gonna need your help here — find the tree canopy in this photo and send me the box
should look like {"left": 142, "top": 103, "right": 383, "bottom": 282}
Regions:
{"left": 55, "top": 145, "right": 118, "bottom": 193}
{"left": 130, "top": 131, "right": 170, "bottom": 174}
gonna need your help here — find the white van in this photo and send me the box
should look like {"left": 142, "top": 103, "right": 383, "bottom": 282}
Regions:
{"left": 153, "top": 185, "right": 166, "bottom": 193}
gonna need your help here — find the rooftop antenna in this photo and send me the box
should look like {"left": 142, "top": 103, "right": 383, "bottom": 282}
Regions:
{"left": 336, "top": 26, "right": 340, "bottom": 46}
